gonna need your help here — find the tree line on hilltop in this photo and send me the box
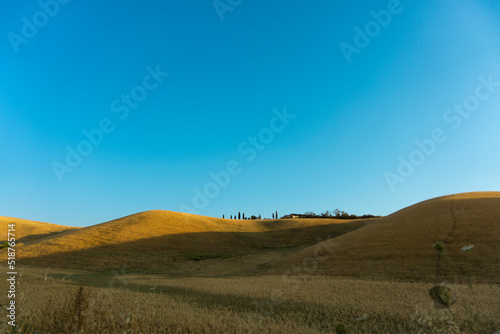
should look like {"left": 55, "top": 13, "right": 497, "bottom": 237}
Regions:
{"left": 287, "top": 209, "right": 380, "bottom": 219}
{"left": 222, "top": 211, "right": 278, "bottom": 220}
{"left": 222, "top": 209, "right": 379, "bottom": 220}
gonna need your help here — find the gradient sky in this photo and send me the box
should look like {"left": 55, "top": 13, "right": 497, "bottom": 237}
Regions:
{"left": 1, "top": 0, "right": 500, "bottom": 226}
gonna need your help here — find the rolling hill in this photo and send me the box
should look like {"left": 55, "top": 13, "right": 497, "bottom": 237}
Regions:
{"left": 1, "top": 191, "right": 498, "bottom": 283}
{"left": 263, "top": 191, "right": 500, "bottom": 282}
{"left": 2, "top": 210, "right": 372, "bottom": 270}
{"left": 0, "top": 216, "right": 78, "bottom": 245}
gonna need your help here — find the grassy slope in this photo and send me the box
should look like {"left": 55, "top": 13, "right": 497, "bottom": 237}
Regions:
{"left": 4, "top": 210, "right": 370, "bottom": 270}
{"left": 264, "top": 192, "right": 500, "bottom": 283}
{"left": 0, "top": 216, "right": 78, "bottom": 245}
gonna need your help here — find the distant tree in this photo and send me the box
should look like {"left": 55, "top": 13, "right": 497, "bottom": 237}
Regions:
{"left": 242, "top": 213, "right": 245, "bottom": 220}
{"left": 272, "top": 213, "right": 274, "bottom": 219}
{"left": 238, "top": 212, "right": 241, "bottom": 220}
{"left": 304, "top": 211, "right": 316, "bottom": 217}
{"left": 223, "top": 214, "right": 225, "bottom": 219}
{"left": 251, "top": 215, "right": 257, "bottom": 220}
{"left": 333, "top": 209, "right": 341, "bottom": 218}
{"left": 230, "top": 215, "right": 232, "bottom": 219}
{"left": 276, "top": 211, "right": 278, "bottom": 219}
{"left": 258, "top": 214, "right": 261, "bottom": 220}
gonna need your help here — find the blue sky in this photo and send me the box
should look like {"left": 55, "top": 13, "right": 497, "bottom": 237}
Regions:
{"left": 1, "top": 0, "right": 500, "bottom": 226}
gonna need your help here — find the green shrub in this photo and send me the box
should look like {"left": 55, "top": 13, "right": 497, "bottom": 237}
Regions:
{"left": 335, "top": 323, "right": 347, "bottom": 334}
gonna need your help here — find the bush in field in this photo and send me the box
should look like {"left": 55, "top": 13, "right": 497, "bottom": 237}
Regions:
{"left": 335, "top": 323, "right": 347, "bottom": 334}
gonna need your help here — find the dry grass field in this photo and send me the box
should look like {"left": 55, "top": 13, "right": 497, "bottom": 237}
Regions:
{"left": 0, "top": 266, "right": 498, "bottom": 333}
{"left": 0, "top": 192, "right": 499, "bottom": 333}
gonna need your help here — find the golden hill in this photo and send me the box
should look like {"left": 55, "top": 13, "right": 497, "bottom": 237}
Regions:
{"left": 0, "top": 216, "right": 78, "bottom": 245}
{"left": 263, "top": 192, "right": 500, "bottom": 283}
{"left": 4, "top": 192, "right": 498, "bottom": 282}
{"left": 5, "top": 210, "right": 372, "bottom": 270}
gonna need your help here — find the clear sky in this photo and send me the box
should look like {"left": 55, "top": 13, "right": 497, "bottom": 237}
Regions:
{"left": 1, "top": 0, "right": 500, "bottom": 226}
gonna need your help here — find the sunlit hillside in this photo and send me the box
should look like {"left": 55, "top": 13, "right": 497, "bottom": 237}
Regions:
{"left": 2, "top": 192, "right": 498, "bottom": 283}
{"left": 0, "top": 216, "right": 78, "bottom": 245}
{"left": 4, "top": 210, "right": 372, "bottom": 270}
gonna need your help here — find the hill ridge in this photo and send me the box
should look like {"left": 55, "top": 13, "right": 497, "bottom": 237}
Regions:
{"left": 2, "top": 191, "right": 498, "bottom": 282}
